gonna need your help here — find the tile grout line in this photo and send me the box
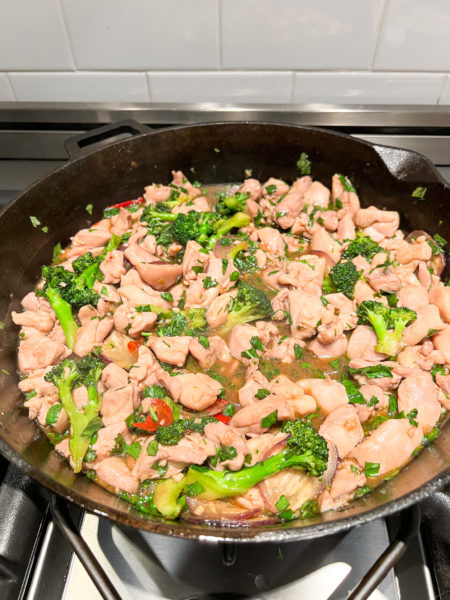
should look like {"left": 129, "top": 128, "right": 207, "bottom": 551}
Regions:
{"left": 58, "top": 0, "right": 78, "bottom": 71}
{"left": 289, "top": 72, "right": 295, "bottom": 104}
{"left": 436, "top": 74, "right": 448, "bottom": 105}
{"left": 145, "top": 73, "right": 152, "bottom": 103}
{"left": 370, "top": 0, "right": 389, "bottom": 71}
{"left": 5, "top": 72, "right": 17, "bottom": 101}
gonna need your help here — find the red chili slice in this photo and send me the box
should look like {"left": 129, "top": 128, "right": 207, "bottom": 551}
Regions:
{"left": 133, "top": 398, "right": 173, "bottom": 432}
{"left": 127, "top": 340, "right": 140, "bottom": 354}
{"left": 110, "top": 197, "right": 144, "bottom": 210}
{"left": 215, "top": 413, "right": 231, "bottom": 425}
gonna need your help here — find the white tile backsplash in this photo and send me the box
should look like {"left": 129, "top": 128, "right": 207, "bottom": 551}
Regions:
{"left": 221, "top": 0, "right": 384, "bottom": 70}
{"left": 0, "top": 74, "right": 15, "bottom": 101}
{"left": 9, "top": 72, "right": 149, "bottom": 102}
{"left": 0, "top": 0, "right": 74, "bottom": 70}
{"left": 293, "top": 72, "right": 446, "bottom": 105}
{"left": 374, "top": 0, "right": 450, "bottom": 71}
{"left": 61, "top": 0, "right": 219, "bottom": 70}
{"left": 0, "top": 0, "right": 448, "bottom": 105}
{"left": 148, "top": 72, "right": 293, "bottom": 103}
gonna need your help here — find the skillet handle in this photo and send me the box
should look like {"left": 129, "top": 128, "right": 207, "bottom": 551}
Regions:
{"left": 373, "top": 144, "right": 447, "bottom": 184}
{"left": 64, "top": 119, "right": 152, "bottom": 160}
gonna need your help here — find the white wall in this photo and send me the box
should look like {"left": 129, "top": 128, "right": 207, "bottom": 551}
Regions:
{"left": 0, "top": 0, "right": 449, "bottom": 104}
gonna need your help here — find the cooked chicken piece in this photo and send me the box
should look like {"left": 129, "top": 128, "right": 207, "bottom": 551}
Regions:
{"left": 397, "top": 373, "right": 441, "bottom": 434}
{"left": 101, "top": 383, "right": 138, "bottom": 426}
{"left": 12, "top": 309, "right": 55, "bottom": 333}
{"left": 158, "top": 371, "right": 223, "bottom": 411}
{"left": 99, "top": 249, "right": 126, "bottom": 284}
{"left": 354, "top": 206, "right": 400, "bottom": 239}
{"left": 204, "top": 421, "right": 248, "bottom": 471}
{"left": 257, "top": 227, "right": 286, "bottom": 258}
{"left": 402, "top": 304, "right": 444, "bottom": 346}
{"left": 93, "top": 422, "right": 133, "bottom": 461}
{"left": 319, "top": 405, "right": 364, "bottom": 459}
{"left": 309, "top": 334, "right": 348, "bottom": 360}
{"left": 318, "top": 460, "right": 366, "bottom": 512}
{"left": 274, "top": 176, "right": 311, "bottom": 229}
{"left": 398, "top": 284, "right": 429, "bottom": 313}
{"left": 433, "top": 325, "right": 450, "bottom": 363}
{"left": 347, "top": 325, "right": 387, "bottom": 362}
{"left": 429, "top": 284, "right": 450, "bottom": 323}
{"left": 309, "top": 227, "right": 342, "bottom": 263}
{"left": 297, "top": 379, "right": 348, "bottom": 414}
{"left": 288, "top": 290, "right": 325, "bottom": 339}
{"left": 278, "top": 254, "right": 326, "bottom": 296}
{"left": 95, "top": 457, "right": 139, "bottom": 494}
{"left": 396, "top": 239, "right": 432, "bottom": 264}
{"left": 147, "top": 336, "right": 191, "bottom": 368}
{"left": 350, "top": 419, "right": 423, "bottom": 477}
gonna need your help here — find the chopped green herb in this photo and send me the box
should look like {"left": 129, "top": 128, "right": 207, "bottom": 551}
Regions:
{"left": 411, "top": 187, "right": 426, "bottom": 201}
{"left": 41, "top": 226, "right": 48, "bottom": 233}
{"left": 255, "top": 388, "right": 271, "bottom": 400}
{"left": 203, "top": 276, "right": 218, "bottom": 289}
{"left": 354, "top": 485, "right": 372, "bottom": 499}
{"left": 350, "top": 464, "right": 359, "bottom": 475}
{"left": 275, "top": 495, "right": 289, "bottom": 512}
{"left": 222, "top": 403, "right": 235, "bottom": 417}
{"left": 265, "top": 184, "right": 277, "bottom": 195}
{"left": 293, "top": 343, "right": 304, "bottom": 360}
{"left": 349, "top": 365, "right": 393, "bottom": 379}
{"left": 364, "top": 462, "right": 380, "bottom": 477}
{"left": 85, "top": 204, "right": 93, "bottom": 215}
{"left": 261, "top": 410, "right": 278, "bottom": 429}
{"left": 339, "top": 174, "right": 356, "bottom": 193}
{"left": 297, "top": 152, "right": 311, "bottom": 175}
{"left": 45, "top": 403, "right": 62, "bottom": 425}
{"left": 329, "top": 359, "right": 339, "bottom": 370}
{"left": 198, "top": 335, "right": 210, "bottom": 349}
{"left": 161, "top": 292, "right": 173, "bottom": 302}
{"left": 146, "top": 440, "right": 159, "bottom": 456}
{"left": 30, "top": 216, "right": 40, "bottom": 228}
{"left": 340, "top": 375, "right": 366, "bottom": 405}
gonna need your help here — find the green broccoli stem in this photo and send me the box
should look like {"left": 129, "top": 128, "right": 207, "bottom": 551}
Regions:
{"left": 184, "top": 448, "right": 315, "bottom": 500}
{"left": 205, "top": 212, "right": 251, "bottom": 251}
{"left": 56, "top": 378, "right": 102, "bottom": 473}
{"left": 45, "top": 286, "right": 78, "bottom": 350}
{"left": 375, "top": 321, "right": 404, "bottom": 355}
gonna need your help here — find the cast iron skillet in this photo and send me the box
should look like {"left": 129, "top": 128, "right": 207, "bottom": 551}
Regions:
{"left": 0, "top": 120, "right": 449, "bottom": 543}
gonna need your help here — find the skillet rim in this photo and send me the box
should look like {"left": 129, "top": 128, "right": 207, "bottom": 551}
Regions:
{"left": 0, "top": 120, "right": 449, "bottom": 542}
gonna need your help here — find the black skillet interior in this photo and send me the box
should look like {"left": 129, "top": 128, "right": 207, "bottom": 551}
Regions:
{"left": 0, "top": 122, "right": 449, "bottom": 542}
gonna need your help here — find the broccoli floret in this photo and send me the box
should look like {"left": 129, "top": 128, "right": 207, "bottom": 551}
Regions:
{"left": 342, "top": 233, "right": 382, "bottom": 261}
{"left": 156, "top": 307, "right": 208, "bottom": 337}
{"left": 357, "top": 300, "right": 417, "bottom": 356}
{"left": 185, "top": 307, "right": 208, "bottom": 335}
{"left": 221, "top": 280, "right": 274, "bottom": 332}
{"left": 329, "top": 261, "right": 360, "bottom": 299}
{"left": 172, "top": 211, "right": 219, "bottom": 246}
{"left": 157, "top": 311, "right": 187, "bottom": 337}
{"left": 38, "top": 236, "right": 122, "bottom": 349}
{"left": 140, "top": 204, "right": 250, "bottom": 251}
{"left": 155, "top": 417, "right": 217, "bottom": 446}
{"left": 177, "top": 420, "right": 328, "bottom": 505}
{"left": 44, "top": 355, "right": 105, "bottom": 472}
{"left": 139, "top": 206, "right": 177, "bottom": 247}
{"left": 216, "top": 191, "right": 250, "bottom": 217}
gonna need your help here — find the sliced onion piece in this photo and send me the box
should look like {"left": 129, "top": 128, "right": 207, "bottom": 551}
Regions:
{"left": 308, "top": 249, "right": 336, "bottom": 267}
{"left": 258, "top": 440, "right": 338, "bottom": 513}
{"left": 405, "top": 230, "right": 446, "bottom": 275}
{"left": 186, "top": 497, "right": 262, "bottom": 526}
{"left": 100, "top": 330, "right": 139, "bottom": 370}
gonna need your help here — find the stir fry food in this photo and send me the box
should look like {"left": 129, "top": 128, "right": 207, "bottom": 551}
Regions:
{"left": 13, "top": 164, "right": 450, "bottom": 526}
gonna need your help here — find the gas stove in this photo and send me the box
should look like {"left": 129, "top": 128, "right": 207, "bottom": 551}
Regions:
{"left": 0, "top": 104, "right": 449, "bottom": 600}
